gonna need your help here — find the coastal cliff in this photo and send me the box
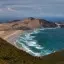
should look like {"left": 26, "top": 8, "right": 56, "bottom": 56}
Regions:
{"left": 0, "top": 17, "right": 59, "bottom": 31}
{"left": 23, "top": 17, "right": 57, "bottom": 28}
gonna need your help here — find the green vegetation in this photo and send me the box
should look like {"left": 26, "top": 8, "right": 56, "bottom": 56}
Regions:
{"left": 0, "top": 38, "right": 64, "bottom": 64}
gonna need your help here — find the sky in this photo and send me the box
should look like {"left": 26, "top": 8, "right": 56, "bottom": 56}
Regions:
{"left": 0, "top": 0, "right": 64, "bottom": 21}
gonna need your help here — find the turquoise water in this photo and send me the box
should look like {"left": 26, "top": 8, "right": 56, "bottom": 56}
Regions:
{"left": 16, "top": 28, "right": 64, "bottom": 57}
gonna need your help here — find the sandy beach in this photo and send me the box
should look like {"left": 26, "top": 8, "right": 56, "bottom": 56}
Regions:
{"left": 0, "top": 30, "right": 24, "bottom": 47}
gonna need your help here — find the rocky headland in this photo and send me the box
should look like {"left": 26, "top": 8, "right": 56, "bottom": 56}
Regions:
{"left": 0, "top": 17, "right": 64, "bottom": 50}
{"left": 0, "top": 17, "right": 64, "bottom": 64}
{"left": 0, "top": 17, "right": 64, "bottom": 31}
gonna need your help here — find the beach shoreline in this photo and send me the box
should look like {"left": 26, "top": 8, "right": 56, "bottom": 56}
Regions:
{"left": 0, "top": 30, "right": 24, "bottom": 48}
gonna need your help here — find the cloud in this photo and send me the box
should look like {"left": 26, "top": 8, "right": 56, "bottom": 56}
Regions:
{"left": 0, "top": 9, "right": 3, "bottom": 11}
{"left": 7, "top": 7, "right": 16, "bottom": 11}
{"left": 0, "top": 0, "right": 64, "bottom": 17}
{"left": 0, "top": 7, "right": 16, "bottom": 12}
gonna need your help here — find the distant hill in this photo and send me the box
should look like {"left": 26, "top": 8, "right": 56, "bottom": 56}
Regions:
{"left": 0, "top": 38, "right": 64, "bottom": 64}
{"left": 0, "top": 17, "right": 58, "bottom": 31}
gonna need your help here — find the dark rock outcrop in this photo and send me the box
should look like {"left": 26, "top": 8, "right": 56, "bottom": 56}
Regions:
{"left": 60, "top": 25, "right": 64, "bottom": 28}
{"left": 55, "top": 22, "right": 64, "bottom": 28}
{"left": 39, "top": 19, "right": 57, "bottom": 28}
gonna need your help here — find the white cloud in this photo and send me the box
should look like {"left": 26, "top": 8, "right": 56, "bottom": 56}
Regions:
{"left": 0, "top": 0, "right": 64, "bottom": 17}
{"left": 0, "top": 7, "right": 16, "bottom": 12}
{"left": 7, "top": 7, "right": 16, "bottom": 11}
{"left": 0, "top": 9, "right": 3, "bottom": 11}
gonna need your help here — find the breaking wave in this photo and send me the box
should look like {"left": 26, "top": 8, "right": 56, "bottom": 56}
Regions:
{"left": 16, "top": 28, "right": 58, "bottom": 57}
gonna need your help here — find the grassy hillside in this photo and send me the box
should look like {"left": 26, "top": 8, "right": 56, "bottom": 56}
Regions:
{"left": 0, "top": 38, "right": 64, "bottom": 64}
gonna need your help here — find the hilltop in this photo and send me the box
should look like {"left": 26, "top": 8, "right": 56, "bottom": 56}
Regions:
{"left": 0, "top": 17, "right": 58, "bottom": 31}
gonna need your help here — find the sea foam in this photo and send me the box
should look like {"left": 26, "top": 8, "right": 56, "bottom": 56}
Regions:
{"left": 16, "top": 28, "right": 58, "bottom": 56}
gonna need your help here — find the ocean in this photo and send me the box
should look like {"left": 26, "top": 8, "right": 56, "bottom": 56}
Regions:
{"left": 16, "top": 28, "right": 64, "bottom": 57}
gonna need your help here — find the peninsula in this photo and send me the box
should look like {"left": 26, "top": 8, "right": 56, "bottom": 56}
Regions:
{"left": 0, "top": 17, "right": 64, "bottom": 64}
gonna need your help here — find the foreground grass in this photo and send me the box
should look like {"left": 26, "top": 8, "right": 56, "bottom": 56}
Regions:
{"left": 0, "top": 38, "right": 64, "bottom": 64}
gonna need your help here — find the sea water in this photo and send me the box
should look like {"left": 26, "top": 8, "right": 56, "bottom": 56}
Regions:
{"left": 16, "top": 28, "right": 64, "bottom": 57}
